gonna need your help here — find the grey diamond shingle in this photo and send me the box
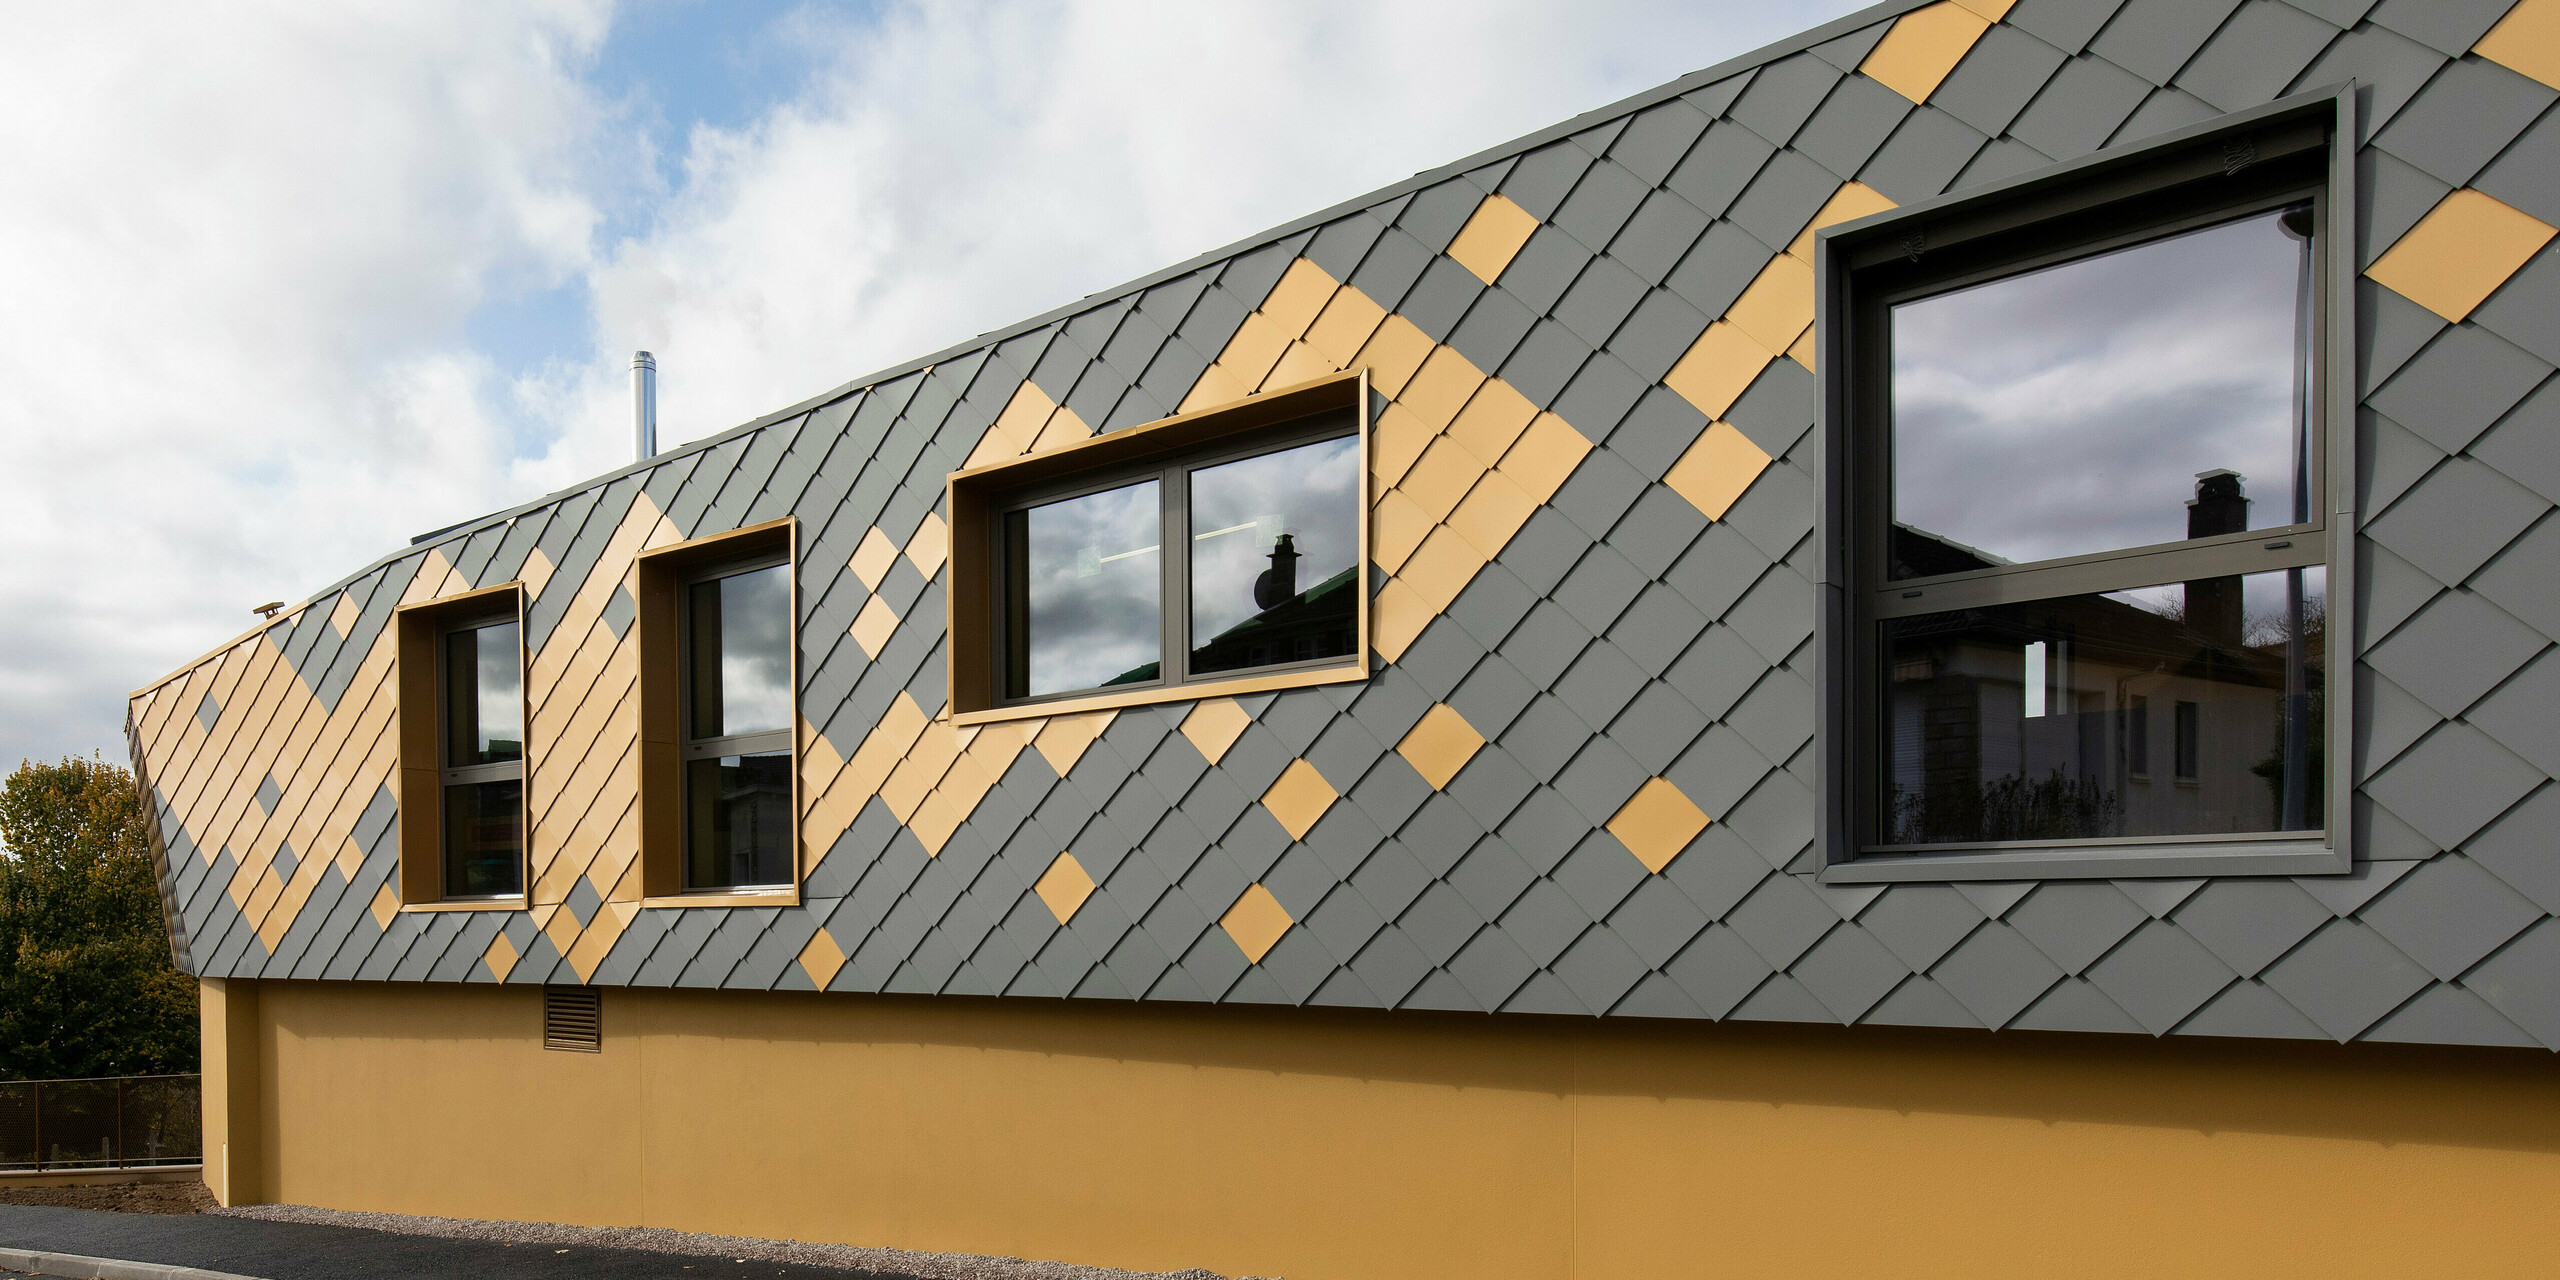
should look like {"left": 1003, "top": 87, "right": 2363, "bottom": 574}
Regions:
{"left": 2364, "top": 981, "right": 2541, "bottom": 1048}
{"left": 1724, "top": 870, "right": 1839, "bottom": 970}
{"left": 2477, "top": 108, "right": 2560, "bottom": 227}
{"left": 2172, "top": 0, "right": 2340, "bottom": 113}
{"left": 2372, "top": 323, "right": 2555, "bottom": 456}
{"left": 1930, "top": 921, "right": 2067, "bottom": 1029}
{"left": 2006, "top": 881, "right": 2152, "bottom": 975}
{"left": 2356, "top": 853, "right": 2547, "bottom": 982}
{"left": 2367, "top": 590, "right": 2548, "bottom": 718}
{"left": 1663, "top": 923, "right": 1775, "bottom": 1017}
{"left": 1665, "top": 122, "right": 1778, "bottom": 223}
{"left": 2460, "top": 917, "right": 2560, "bottom": 1048}
{"left": 2007, "top": 53, "right": 2155, "bottom": 160}
{"left": 2260, "top": 919, "right": 2437, "bottom": 1040}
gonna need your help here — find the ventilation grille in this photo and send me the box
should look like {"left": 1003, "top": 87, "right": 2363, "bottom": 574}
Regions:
{"left": 543, "top": 986, "right": 601, "bottom": 1052}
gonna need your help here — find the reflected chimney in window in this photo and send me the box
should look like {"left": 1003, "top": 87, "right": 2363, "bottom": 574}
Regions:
{"left": 2184, "top": 470, "right": 2247, "bottom": 647}
{"left": 1254, "top": 532, "right": 1299, "bottom": 611}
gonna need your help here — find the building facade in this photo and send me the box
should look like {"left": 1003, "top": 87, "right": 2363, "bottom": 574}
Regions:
{"left": 132, "top": 1, "right": 2560, "bottom": 1276}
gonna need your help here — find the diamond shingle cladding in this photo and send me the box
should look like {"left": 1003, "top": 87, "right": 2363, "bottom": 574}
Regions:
{"left": 125, "top": 0, "right": 2560, "bottom": 1048}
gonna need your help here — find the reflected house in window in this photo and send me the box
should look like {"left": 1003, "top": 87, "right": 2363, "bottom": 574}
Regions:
{"left": 1187, "top": 535, "right": 1360, "bottom": 674}
{"left": 1885, "top": 472, "right": 2324, "bottom": 846}
{"left": 700, "top": 760, "right": 792, "bottom": 887}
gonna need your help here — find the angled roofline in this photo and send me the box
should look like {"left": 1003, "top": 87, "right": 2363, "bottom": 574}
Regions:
{"left": 260, "top": 0, "right": 1932, "bottom": 632}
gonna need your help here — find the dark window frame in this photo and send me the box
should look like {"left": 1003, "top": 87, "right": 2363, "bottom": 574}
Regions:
{"left": 1812, "top": 85, "right": 2359, "bottom": 883}
{"left": 394, "top": 581, "right": 531, "bottom": 909}
{"left": 945, "top": 370, "right": 1373, "bottom": 726}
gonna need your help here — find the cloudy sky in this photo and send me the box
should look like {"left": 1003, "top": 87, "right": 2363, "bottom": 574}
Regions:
{"left": 0, "top": 0, "right": 1865, "bottom": 767}
{"left": 1893, "top": 209, "right": 2314, "bottom": 570}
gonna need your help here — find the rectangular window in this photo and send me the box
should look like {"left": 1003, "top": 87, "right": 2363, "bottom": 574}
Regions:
{"left": 948, "top": 370, "right": 1370, "bottom": 724}
{"left": 395, "top": 583, "right": 529, "bottom": 907}
{"left": 634, "top": 517, "right": 800, "bottom": 904}
{"left": 441, "top": 616, "right": 524, "bottom": 897}
{"left": 1819, "top": 89, "right": 2352, "bottom": 881}
{"left": 681, "top": 559, "right": 793, "bottom": 890}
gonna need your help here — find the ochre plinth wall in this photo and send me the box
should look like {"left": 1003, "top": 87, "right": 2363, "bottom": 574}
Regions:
{"left": 211, "top": 979, "right": 2560, "bottom": 1279}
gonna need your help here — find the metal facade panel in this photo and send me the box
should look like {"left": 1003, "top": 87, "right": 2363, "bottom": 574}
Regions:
{"left": 126, "top": 0, "right": 2560, "bottom": 1049}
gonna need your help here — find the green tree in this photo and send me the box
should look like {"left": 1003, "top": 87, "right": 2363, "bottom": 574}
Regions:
{"left": 0, "top": 756, "right": 198, "bottom": 1080}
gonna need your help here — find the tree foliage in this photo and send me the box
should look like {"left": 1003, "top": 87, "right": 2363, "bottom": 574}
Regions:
{"left": 0, "top": 756, "right": 197, "bottom": 1080}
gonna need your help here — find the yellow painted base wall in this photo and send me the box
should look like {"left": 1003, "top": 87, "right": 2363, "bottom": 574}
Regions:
{"left": 216, "top": 980, "right": 2560, "bottom": 1279}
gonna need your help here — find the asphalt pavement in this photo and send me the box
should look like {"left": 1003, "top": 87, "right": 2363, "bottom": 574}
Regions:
{"left": 0, "top": 1206, "right": 915, "bottom": 1280}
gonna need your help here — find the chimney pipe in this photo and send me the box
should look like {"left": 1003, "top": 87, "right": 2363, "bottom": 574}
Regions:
{"left": 631, "top": 351, "right": 658, "bottom": 461}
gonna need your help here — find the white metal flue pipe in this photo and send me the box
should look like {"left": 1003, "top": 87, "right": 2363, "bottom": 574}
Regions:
{"left": 632, "top": 350, "right": 658, "bottom": 461}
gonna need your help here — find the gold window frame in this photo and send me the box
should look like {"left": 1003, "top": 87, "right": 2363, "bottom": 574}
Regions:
{"left": 394, "top": 581, "right": 530, "bottom": 912}
{"left": 945, "top": 369, "right": 1374, "bottom": 726}
{"left": 633, "top": 515, "right": 804, "bottom": 908}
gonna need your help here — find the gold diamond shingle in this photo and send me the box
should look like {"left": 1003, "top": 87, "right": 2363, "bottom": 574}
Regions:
{"left": 904, "top": 512, "right": 950, "bottom": 580}
{"left": 2476, "top": 0, "right": 2560, "bottom": 91}
{"left": 1220, "top": 883, "right": 1294, "bottom": 964}
{"left": 798, "top": 929, "right": 848, "bottom": 988}
{"left": 849, "top": 595, "right": 901, "bottom": 660}
{"left": 1035, "top": 853, "right": 1098, "bottom": 925}
{"left": 1261, "top": 759, "right": 1339, "bottom": 841}
{"left": 482, "top": 932, "right": 520, "bottom": 983}
{"left": 1607, "top": 778, "right": 1711, "bottom": 874}
{"left": 1180, "top": 698, "right": 1253, "bottom": 765}
{"left": 849, "top": 527, "right": 901, "bottom": 591}
{"left": 1665, "top": 322, "right": 1778, "bottom": 421}
{"left": 1665, "top": 421, "right": 1774, "bottom": 521}
{"left": 1396, "top": 704, "right": 1486, "bottom": 791}
{"left": 1860, "top": 1, "right": 1993, "bottom": 104}
{"left": 2366, "top": 188, "right": 2557, "bottom": 323}
{"left": 1446, "top": 194, "right": 1542, "bottom": 286}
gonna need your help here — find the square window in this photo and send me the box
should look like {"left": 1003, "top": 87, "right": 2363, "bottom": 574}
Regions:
{"left": 950, "top": 371, "right": 1372, "bottom": 723}
{"left": 1818, "top": 90, "right": 2354, "bottom": 882}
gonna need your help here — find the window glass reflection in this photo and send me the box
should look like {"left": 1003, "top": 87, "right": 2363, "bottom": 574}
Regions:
{"left": 443, "top": 621, "right": 522, "bottom": 767}
{"left": 1004, "top": 479, "right": 1162, "bottom": 698}
{"left": 1891, "top": 208, "right": 2314, "bottom": 577}
{"left": 689, "top": 564, "right": 791, "bottom": 738}
{"left": 442, "top": 778, "right": 523, "bottom": 897}
{"left": 685, "top": 752, "right": 793, "bottom": 889}
{"left": 1189, "top": 435, "right": 1360, "bottom": 676}
{"left": 1881, "top": 565, "right": 2323, "bottom": 845}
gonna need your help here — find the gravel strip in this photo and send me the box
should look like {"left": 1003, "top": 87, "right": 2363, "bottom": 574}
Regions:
{"left": 211, "top": 1204, "right": 1274, "bottom": 1280}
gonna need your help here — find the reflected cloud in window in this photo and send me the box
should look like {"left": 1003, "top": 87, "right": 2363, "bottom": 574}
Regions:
{"left": 689, "top": 564, "right": 792, "bottom": 738}
{"left": 1006, "top": 479, "right": 1162, "bottom": 698}
{"left": 1892, "top": 209, "right": 2313, "bottom": 573}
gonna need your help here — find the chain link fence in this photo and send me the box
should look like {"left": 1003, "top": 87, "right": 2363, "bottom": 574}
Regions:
{"left": 0, "top": 1074, "right": 201, "bottom": 1171}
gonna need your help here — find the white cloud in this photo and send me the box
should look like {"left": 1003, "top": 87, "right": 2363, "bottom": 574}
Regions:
{"left": 562, "top": 0, "right": 1864, "bottom": 452}
{"left": 0, "top": 2, "right": 618, "bottom": 765}
{"left": 2, "top": 0, "right": 1860, "bottom": 765}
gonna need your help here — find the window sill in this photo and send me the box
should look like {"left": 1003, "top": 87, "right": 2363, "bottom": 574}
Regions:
{"left": 1820, "top": 838, "right": 2347, "bottom": 883}
{"left": 953, "top": 659, "right": 1367, "bottom": 727}
{"left": 400, "top": 898, "right": 528, "bottom": 913}
{"left": 642, "top": 888, "right": 800, "bottom": 910}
